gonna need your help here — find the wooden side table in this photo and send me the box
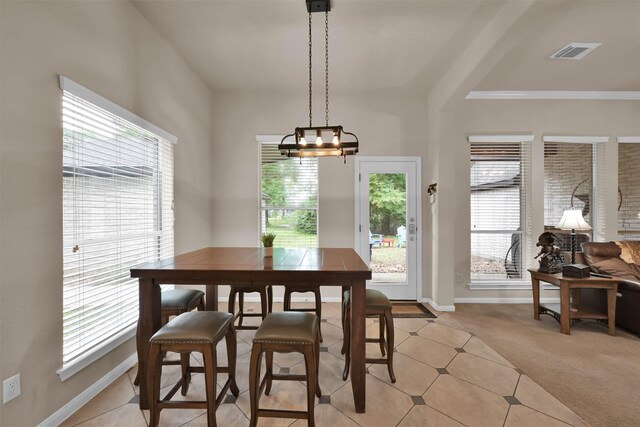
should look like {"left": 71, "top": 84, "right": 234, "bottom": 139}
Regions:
{"left": 528, "top": 269, "right": 619, "bottom": 335}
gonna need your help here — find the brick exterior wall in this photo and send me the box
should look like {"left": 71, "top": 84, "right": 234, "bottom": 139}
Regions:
{"left": 618, "top": 143, "right": 640, "bottom": 239}
{"left": 544, "top": 143, "right": 593, "bottom": 226}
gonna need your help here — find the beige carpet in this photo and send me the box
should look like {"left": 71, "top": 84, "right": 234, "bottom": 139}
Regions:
{"left": 450, "top": 304, "right": 640, "bottom": 427}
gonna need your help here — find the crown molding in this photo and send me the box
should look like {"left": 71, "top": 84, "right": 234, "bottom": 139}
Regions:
{"left": 617, "top": 136, "right": 640, "bottom": 144}
{"left": 466, "top": 91, "right": 640, "bottom": 100}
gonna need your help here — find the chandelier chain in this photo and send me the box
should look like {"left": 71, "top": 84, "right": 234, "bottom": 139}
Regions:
{"left": 308, "top": 12, "right": 312, "bottom": 127}
{"left": 325, "top": 11, "right": 329, "bottom": 127}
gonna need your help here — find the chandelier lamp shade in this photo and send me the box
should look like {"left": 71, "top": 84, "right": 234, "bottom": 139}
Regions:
{"left": 278, "top": 0, "right": 359, "bottom": 162}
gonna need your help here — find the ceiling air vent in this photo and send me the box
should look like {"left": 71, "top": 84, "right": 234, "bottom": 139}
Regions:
{"left": 550, "top": 43, "right": 601, "bottom": 60}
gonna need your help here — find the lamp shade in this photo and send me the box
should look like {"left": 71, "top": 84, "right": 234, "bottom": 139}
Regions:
{"left": 556, "top": 209, "right": 592, "bottom": 231}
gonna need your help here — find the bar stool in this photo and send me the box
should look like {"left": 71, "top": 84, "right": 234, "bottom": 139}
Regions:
{"left": 283, "top": 285, "right": 323, "bottom": 342}
{"left": 228, "top": 284, "right": 273, "bottom": 330}
{"left": 249, "top": 312, "right": 321, "bottom": 427}
{"left": 134, "top": 288, "right": 205, "bottom": 386}
{"left": 341, "top": 289, "right": 396, "bottom": 383}
{"left": 147, "top": 311, "right": 239, "bottom": 427}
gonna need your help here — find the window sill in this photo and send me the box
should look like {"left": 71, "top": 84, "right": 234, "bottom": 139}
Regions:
{"left": 57, "top": 326, "right": 136, "bottom": 382}
{"left": 469, "top": 281, "right": 558, "bottom": 291}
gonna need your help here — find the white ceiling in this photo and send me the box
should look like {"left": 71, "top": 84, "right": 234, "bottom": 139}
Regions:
{"left": 133, "top": 0, "right": 640, "bottom": 96}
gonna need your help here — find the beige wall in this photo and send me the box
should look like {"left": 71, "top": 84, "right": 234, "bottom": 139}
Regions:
{"left": 451, "top": 100, "right": 640, "bottom": 300}
{"left": 209, "top": 89, "right": 431, "bottom": 300}
{"left": 2, "top": 1, "right": 640, "bottom": 424}
{"left": 0, "top": 1, "right": 213, "bottom": 425}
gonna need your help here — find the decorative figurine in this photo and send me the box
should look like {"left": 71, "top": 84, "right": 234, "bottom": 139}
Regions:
{"left": 535, "top": 232, "right": 563, "bottom": 274}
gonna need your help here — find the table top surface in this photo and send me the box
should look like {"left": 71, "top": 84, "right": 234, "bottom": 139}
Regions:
{"left": 527, "top": 269, "right": 620, "bottom": 284}
{"left": 131, "top": 247, "right": 371, "bottom": 279}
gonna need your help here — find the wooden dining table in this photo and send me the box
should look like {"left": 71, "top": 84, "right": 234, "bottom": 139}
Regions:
{"left": 130, "top": 247, "right": 371, "bottom": 412}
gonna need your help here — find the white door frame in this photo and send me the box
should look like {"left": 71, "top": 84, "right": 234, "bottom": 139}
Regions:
{"left": 354, "top": 157, "right": 422, "bottom": 301}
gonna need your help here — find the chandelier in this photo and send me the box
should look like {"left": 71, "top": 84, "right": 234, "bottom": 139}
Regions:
{"left": 278, "top": 0, "right": 359, "bottom": 162}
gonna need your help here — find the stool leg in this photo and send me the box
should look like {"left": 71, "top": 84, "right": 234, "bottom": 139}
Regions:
{"left": 249, "top": 345, "right": 263, "bottom": 427}
{"left": 340, "top": 301, "right": 348, "bottom": 355}
{"left": 379, "top": 314, "right": 386, "bottom": 357}
{"left": 384, "top": 309, "right": 396, "bottom": 383}
{"left": 283, "top": 287, "right": 291, "bottom": 311}
{"left": 147, "top": 343, "right": 162, "bottom": 427}
{"left": 315, "top": 329, "right": 322, "bottom": 398}
{"left": 134, "top": 321, "right": 142, "bottom": 386}
{"left": 259, "top": 288, "right": 268, "bottom": 320}
{"left": 238, "top": 292, "right": 245, "bottom": 327}
{"left": 267, "top": 285, "right": 273, "bottom": 313}
{"left": 313, "top": 288, "right": 323, "bottom": 343}
{"left": 265, "top": 350, "right": 274, "bottom": 396}
{"left": 203, "top": 345, "right": 218, "bottom": 427}
{"left": 340, "top": 287, "right": 349, "bottom": 355}
{"left": 180, "top": 352, "right": 191, "bottom": 396}
{"left": 342, "top": 307, "right": 351, "bottom": 381}
{"left": 228, "top": 288, "right": 237, "bottom": 319}
{"left": 225, "top": 325, "right": 240, "bottom": 396}
{"left": 303, "top": 346, "right": 317, "bottom": 427}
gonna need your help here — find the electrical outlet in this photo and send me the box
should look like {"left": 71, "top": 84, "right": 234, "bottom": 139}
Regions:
{"left": 3, "top": 373, "right": 21, "bottom": 403}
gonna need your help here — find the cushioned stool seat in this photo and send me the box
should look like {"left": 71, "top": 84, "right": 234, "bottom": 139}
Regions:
{"left": 134, "top": 288, "right": 205, "bottom": 386}
{"left": 229, "top": 284, "right": 273, "bottom": 330}
{"left": 342, "top": 288, "right": 396, "bottom": 383}
{"left": 160, "top": 288, "right": 206, "bottom": 316}
{"left": 249, "top": 312, "right": 321, "bottom": 427}
{"left": 283, "top": 285, "right": 323, "bottom": 342}
{"left": 147, "top": 311, "right": 239, "bottom": 427}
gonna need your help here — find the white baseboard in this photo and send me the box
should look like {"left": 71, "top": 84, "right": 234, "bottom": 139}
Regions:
{"left": 454, "top": 297, "right": 561, "bottom": 304}
{"left": 422, "top": 298, "right": 456, "bottom": 312}
{"left": 38, "top": 354, "right": 137, "bottom": 427}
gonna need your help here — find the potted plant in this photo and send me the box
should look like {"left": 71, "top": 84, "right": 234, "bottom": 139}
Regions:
{"left": 261, "top": 232, "right": 276, "bottom": 257}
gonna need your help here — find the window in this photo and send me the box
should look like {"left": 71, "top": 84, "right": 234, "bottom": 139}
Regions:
{"left": 470, "top": 140, "right": 530, "bottom": 282}
{"left": 543, "top": 139, "right": 605, "bottom": 247}
{"left": 60, "top": 77, "right": 175, "bottom": 377}
{"left": 618, "top": 142, "right": 640, "bottom": 239}
{"left": 259, "top": 140, "right": 318, "bottom": 247}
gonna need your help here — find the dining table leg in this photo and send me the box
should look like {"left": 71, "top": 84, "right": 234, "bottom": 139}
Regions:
{"left": 350, "top": 279, "right": 366, "bottom": 413}
{"left": 205, "top": 283, "right": 219, "bottom": 311}
{"left": 138, "top": 278, "right": 161, "bottom": 410}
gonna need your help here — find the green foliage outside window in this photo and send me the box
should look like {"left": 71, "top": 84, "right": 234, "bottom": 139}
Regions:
{"left": 369, "top": 173, "right": 406, "bottom": 235}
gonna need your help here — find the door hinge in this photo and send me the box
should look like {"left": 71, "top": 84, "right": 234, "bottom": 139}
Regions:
{"left": 358, "top": 173, "right": 361, "bottom": 182}
{"left": 359, "top": 224, "right": 361, "bottom": 232}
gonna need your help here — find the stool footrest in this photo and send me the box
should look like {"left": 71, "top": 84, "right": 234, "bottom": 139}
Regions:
{"left": 271, "top": 373, "right": 307, "bottom": 381}
{"left": 235, "top": 325, "right": 260, "bottom": 330}
{"left": 366, "top": 358, "right": 391, "bottom": 364}
{"left": 159, "top": 401, "right": 207, "bottom": 410}
{"left": 188, "top": 366, "right": 233, "bottom": 375}
{"left": 258, "top": 409, "right": 310, "bottom": 420}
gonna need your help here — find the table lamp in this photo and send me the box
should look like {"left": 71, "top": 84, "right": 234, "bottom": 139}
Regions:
{"left": 556, "top": 209, "right": 592, "bottom": 264}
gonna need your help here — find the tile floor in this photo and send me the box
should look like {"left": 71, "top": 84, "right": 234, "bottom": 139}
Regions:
{"left": 60, "top": 303, "right": 586, "bottom": 427}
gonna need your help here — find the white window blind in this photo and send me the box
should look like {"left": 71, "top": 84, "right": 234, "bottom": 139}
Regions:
{"left": 618, "top": 142, "right": 640, "bottom": 240}
{"left": 470, "top": 142, "right": 530, "bottom": 281}
{"left": 260, "top": 141, "right": 318, "bottom": 247}
{"left": 61, "top": 81, "right": 174, "bottom": 372}
{"left": 543, "top": 141, "right": 597, "bottom": 247}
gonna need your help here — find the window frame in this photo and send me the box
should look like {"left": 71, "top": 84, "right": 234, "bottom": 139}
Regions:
{"left": 616, "top": 137, "right": 640, "bottom": 240}
{"left": 58, "top": 76, "right": 176, "bottom": 380}
{"left": 257, "top": 135, "right": 319, "bottom": 248}
{"left": 468, "top": 135, "right": 533, "bottom": 290}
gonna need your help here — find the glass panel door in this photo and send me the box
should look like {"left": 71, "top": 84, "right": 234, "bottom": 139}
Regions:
{"left": 356, "top": 158, "right": 419, "bottom": 300}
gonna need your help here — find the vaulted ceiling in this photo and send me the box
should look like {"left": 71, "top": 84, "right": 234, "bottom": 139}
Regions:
{"left": 133, "top": 0, "right": 640, "bottom": 96}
